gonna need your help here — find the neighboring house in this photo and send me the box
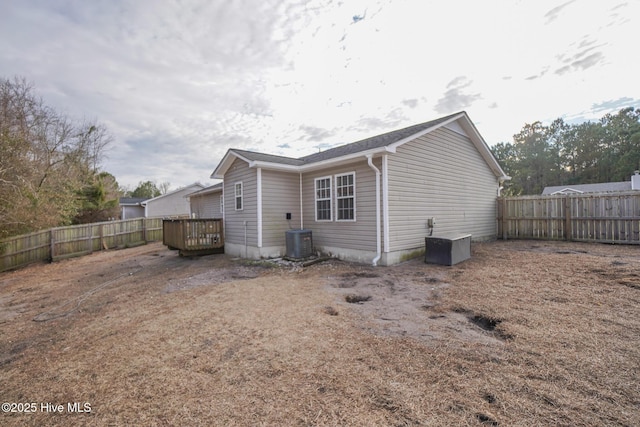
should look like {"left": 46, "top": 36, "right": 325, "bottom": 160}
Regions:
{"left": 119, "top": 197, "right": 148, "bottom": 219}
{"left": 188, "top": 182, "right": 224, "bottom": 218}
{"left": 542, "top": 171, "right": 640, "bottom": 195}
{"left": 142, "top": 183, "right": 205, "bottom": 218}
{"left": 211, "top": 111, "right": 510, "bottom": 266}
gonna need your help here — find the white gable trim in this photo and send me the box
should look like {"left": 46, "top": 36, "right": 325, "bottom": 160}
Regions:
{"left": 551, "top": 188, "right": 584, "bottom": 195}
{"left": 211, "top": 112, "right": 510, "bottom": 181}
{"left": 141, "top": 183, "right": 205, "bottom": 205}
{"left": 211, "top": 149, "right": 254, "bottom": 179}
{"left": 387, "top": 112, "right": 509, "bottom": 180}
{"left": 444, "top": 120, "right": 466, "bottom": 136}
{"left": 387, "top": 112, "right": 464, "bottom": 151}
{"left": 247, "top": 146, "right": 396, "bottom": 174}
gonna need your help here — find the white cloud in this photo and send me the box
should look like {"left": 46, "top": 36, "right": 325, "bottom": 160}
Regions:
{"left": 0, "top": 0, "right": 638, "bottom": 189}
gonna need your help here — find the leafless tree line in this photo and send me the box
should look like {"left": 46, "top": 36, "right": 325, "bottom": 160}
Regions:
{"left": 0, "top": 77, "right": 115, "bottom": 238}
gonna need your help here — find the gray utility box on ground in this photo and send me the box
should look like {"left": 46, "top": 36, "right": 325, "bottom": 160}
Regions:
{"left": 285, "top": 229, "right": 313, "bottom": 259}
{"left": 425, "top": 233, "right": 471, "bottom": 266}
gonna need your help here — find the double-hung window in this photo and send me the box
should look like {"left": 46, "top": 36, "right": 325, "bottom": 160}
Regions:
{"left": 234, "top": 182, "right": 243, "bottom": 210}
{"left": 336, "top": 172, "right": 355, "bottom": 221}
{"left": 315, "top": 177, "right": 332, "bottom": 221}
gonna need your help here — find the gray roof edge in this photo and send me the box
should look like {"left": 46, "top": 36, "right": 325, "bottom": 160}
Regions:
{"left": 542, "top": 181, "right": 633, "bottom": 195}
{"left": 212, "top": 111, "right": 507, "bottom": 177}
{"left": 298, "top": 112, "right": 464, "bottom": 164}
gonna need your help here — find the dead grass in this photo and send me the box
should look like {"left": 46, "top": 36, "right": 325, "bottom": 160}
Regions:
{"left": 0, "top": 240, "right": 639, "bottom": 426}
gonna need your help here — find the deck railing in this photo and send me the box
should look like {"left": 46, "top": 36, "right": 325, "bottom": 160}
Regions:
{"left": 162, "top": 219, "right": 224, "bottom": 255}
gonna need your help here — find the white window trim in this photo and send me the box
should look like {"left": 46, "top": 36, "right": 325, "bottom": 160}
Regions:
{"left": 335, "top": 171, "right": 356, "bottom": 222}
{"left": 234, "top": 181, "right": 243, "bottom": 211}
{"left": 314, "top": 176, "right": 332, "bottom": 222}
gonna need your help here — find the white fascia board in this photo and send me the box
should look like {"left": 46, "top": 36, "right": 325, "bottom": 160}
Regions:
{"left": 387, "top": 112, "right": 465, "bottom": 152}
{"left": 385, "top": 111, "right": 509, "bottom": 181}
{"left": 297, "top": 146, "right": 395, "bottom": 172}
{"left": 210, "top": 150, "right": 253, "bottom": 179}
{"left": 552, "top": 188, "right": 583, "bottom": 195}
{"left": 457, "top": 115, "right": 510, "bottom": 180}
{"left": 243, "top": 147, "right": 395, "bottom": 174}
{"left": 142, "top": 183, "right": 202, "bottom": 204}
{"left": 191, "top": 187, "right": 223, "bottom": 197}
{"left": 248, "top": 161, "right": 301, "bottom": 172}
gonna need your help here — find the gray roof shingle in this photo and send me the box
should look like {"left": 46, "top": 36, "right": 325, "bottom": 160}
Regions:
{"left": 230, "top": 149, "right": 305, "bottom": 166}
{"left": 230, "top": 112, "right": 462, "bottom": 166}
{"left": 119, "top": 197, "right": 148, "bottom": 205}
{"left": 542, "top": 181, "right": 632, "bottom": 195}
{"left": 299, "top": 113, "right": 460, "bottom": 164}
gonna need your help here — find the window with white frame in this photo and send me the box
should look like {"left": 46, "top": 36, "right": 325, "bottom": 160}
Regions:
{"left": 336, "top": 172, "right": 355, "bottom": 221}
{"left": 315, "top": 177, "right": 332, "bottom": 221}
{"left": 234, "top": 182, "right": 243, "bottom": 210}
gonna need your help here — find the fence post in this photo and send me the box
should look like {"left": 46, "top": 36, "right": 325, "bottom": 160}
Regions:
{"left": 564, "top": 195, "right": 572, "bottom": 241}
{"left": 142, "top": 218, "right": 147, "bottom": 243}
{"left": 50, "top": 228, "right": 55, "bottom": 261}
{"left": 100, "top": 224, "right": 105, "bottom": 250}
{"left": 88, "top": 225, "right": 93, "bottom": 254}
{"left": 501, "top": 198, "right": 508, "bottom": 240}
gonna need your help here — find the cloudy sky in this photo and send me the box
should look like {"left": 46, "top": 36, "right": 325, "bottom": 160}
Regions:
{"left": 1, "top": 0, "right": 638, "bottom": 191}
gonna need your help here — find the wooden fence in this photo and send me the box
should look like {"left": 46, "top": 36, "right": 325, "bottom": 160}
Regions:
{"left": 497, "top": 191, "right": 640, "bottom": 244}
{"left": 0, "top": 217, "right": 164, "bottom": 272}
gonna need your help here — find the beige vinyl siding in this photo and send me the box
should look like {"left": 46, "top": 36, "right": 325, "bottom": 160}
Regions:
{"left": 145, "top": 186, "right": 202, "bottom": 217}
{"left": 301, "top": 159, "right": 380, "bottom": 252}
{"left": 121, "top": 205, "right": 144, "bottom": 220}
{"left": 387, "top": 127, "right": 498, "bottom": 251}
{"left": 190, "top": 193, "right": 222, "bottom": 218}
{"left": 224, "top": 159, "right": 257, "bottom": 246}
{"left": 261, "top": 170, "right": 301, "bottom": 248}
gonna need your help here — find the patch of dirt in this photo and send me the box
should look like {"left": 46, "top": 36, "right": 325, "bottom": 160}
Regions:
{"left": 324, "top": 262, "right": 505, "bottom": 346}
{"left": 1, "top": 240, "right": 639, "bottom": 426}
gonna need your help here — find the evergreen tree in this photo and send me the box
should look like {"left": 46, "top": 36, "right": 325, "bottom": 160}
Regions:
{"left": 492, "top": 107, "right": 640, "bottom": 196}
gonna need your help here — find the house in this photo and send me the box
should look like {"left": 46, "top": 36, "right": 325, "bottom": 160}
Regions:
{"left": 142, "top": 183, "right": 205, "bottom": 218}
{"left": 188, "top": 183, "right": 224, "bottom": 219}
{"left": 210, "top": 111, "right": 510, "bottom": 266}
{"left": 119, "top": 197, "right": 148, "bottom": 219}
{"left": 542, "top": 171, "right": 640, "bottom": 195}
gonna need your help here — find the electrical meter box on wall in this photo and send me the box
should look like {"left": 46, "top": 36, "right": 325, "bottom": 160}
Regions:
{"left": 425, "top": 233, "right": 471, "bottom": 265}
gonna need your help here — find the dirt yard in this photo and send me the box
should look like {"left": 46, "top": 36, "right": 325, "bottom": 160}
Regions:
{"left": 1, "top": 240, "right": 639, "bottom": 426}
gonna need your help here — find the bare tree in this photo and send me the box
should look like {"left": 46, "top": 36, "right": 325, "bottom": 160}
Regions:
{"left": 158, "top": 181, "right": 171, "bottom": 195}
{"left": 0, "top": 76, "right": 114, "bottom": 237}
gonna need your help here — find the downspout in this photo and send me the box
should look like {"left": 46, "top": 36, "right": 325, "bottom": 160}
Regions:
{"left": 257, "top": 167, "right": 262, "bottom": 248}
{"left": 367, "top": 155, "right": 381, "bottom": 266}
{"left": 299, "top": 173, "right": 304, "bottom": 229}
{"left": 244, "top": 220, "right": 248, "bottom": 258}
{"left": 221, "top": 185, "right": 225, "bottom": 243}
{"left": 382, "top": 154, "right": 389, "bottom": 254}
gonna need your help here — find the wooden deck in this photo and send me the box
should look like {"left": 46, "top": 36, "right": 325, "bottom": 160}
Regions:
{"left": 162, "top": 219, "right": 224, "bottom": 256}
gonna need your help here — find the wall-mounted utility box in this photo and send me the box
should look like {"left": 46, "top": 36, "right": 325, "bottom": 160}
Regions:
{"left": 425, "top": 233, "right": 471, "bottom": 266}
{"left": 285, "top": 229, "right": 313, "bottom": 260}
